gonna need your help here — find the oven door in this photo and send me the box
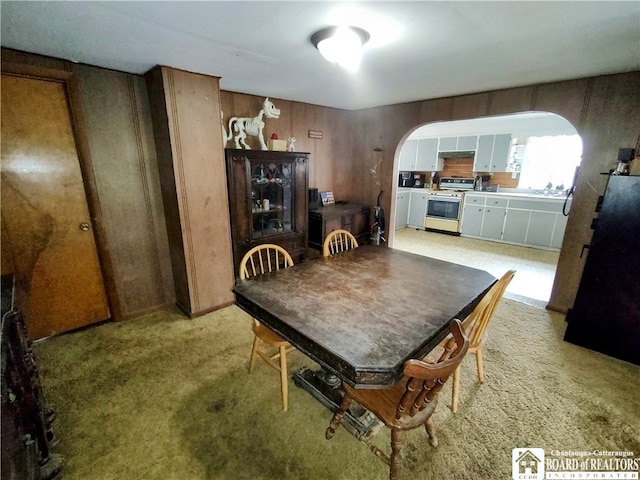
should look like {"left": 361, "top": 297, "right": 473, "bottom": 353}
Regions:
{"left": 426, "top": 196, "right": 461, "bottom": 220}
{"left": 425, "top": 195, "right": 462, "bottom": 233}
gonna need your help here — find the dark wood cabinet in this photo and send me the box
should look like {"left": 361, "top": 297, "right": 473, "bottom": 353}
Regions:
{"left": 226, "top": 149, "right": 309, "bottom": 275}
{"left": 308, "top": 204, "right": 371, "bottom": 251}
{"left": 564, "top": 175, "right": 640, "bottom": 365}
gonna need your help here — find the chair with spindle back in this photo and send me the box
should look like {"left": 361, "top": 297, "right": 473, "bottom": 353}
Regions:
{"left": 240, "top": 244, "right": 295, "bottom": 410}
{"left": 322, "top": 229, "right": 358, "bottom": 256}
{"left": 449, "top": 269, "right": 515, "bottom": 413}
{"left": 325, "top": 319, "right": 469, "bottom": 480}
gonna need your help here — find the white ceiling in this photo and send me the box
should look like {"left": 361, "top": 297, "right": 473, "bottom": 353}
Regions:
{"left": 2, "top": 1, "right": 639, "bottom": 110}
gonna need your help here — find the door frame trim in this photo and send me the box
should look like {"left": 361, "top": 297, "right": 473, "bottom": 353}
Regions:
{"left": 1, "top": 61, "right": 120, "bottom": 320}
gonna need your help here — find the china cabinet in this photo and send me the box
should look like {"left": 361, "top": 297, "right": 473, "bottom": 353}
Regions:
{"left": 225, "top": 149, "right": 309, "bottom": 275}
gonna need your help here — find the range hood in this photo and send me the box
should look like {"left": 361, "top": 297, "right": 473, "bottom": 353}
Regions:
{"left": 438, "top": 150, "right": 475, "bottom": 159}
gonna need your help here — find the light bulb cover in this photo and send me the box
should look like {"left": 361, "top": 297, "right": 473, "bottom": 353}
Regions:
{"left": 311, "top": 26, "right": 370, "bottom": 71}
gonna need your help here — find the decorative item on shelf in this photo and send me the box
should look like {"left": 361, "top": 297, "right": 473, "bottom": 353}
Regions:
{"left": 287, "top": 137, "right": 297, "bottom": 152}
{"left": 320, "top": 191, "right": 335, "bottom": 206}
{"left": 268, "top": 133, "right": 287, "bottom": 151}
{"left": 222, "top": 97, "right": 281, "bottom": 150}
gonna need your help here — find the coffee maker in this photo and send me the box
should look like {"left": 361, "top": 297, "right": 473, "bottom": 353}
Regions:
{"left": 398, "top": 171, "right": 414, "bottom": 187}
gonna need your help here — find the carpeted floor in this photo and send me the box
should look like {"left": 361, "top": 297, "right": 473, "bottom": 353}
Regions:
{"left": 33, "top": 297, "right": 639, "bottom": 480}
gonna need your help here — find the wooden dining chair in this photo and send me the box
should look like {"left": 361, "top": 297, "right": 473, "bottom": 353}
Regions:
{"left": 239, "top": 244, "right": 296, "bottom": 411}
{"left": 323, "top": 229, "right": 358, "bottom": 256}
{"left": 325, "top": 319, "right": 469, "bottom": 480}
{"left": 449, "top": 269, "right": 516, "bottom": 413}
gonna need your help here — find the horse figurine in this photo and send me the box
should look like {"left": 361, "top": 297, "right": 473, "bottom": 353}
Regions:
{"left": 222, "top": 98, "right": 281, "bottom": 150}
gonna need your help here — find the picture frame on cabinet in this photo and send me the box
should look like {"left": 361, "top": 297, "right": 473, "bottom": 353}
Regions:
{"left": 320, "top": 191, "right": 335, "bottom": 205}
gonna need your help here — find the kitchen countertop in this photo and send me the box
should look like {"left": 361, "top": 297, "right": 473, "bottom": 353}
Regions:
{"left": 397, "top": 186, "right": 568, "bottom": 199}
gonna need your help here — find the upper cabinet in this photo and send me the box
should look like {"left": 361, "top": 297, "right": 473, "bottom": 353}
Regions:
{"left": 473, "top": 134, "right": 511, "bottom": 172}
{"left": 399, "top": 138, "right": 443, "bottom": 171}
{"left": 416, "top": 138, "right": 443, "bottom": 171}
{"left": 226, "top": 149, "right": 309, "bottom": 276}
{"left": 438, "top": 135, "right": 478, "bottom": 152}
{"left": 398, "top": 139, "right": 418, "bottom": 171}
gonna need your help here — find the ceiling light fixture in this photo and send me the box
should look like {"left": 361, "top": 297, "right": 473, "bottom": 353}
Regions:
{"left": 311, "top": 26, "right": 370, "bottom": 72}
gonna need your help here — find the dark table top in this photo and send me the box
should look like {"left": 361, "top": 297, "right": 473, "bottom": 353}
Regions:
{"left": 233, "top": 245, "right": 496, "bottom": 388}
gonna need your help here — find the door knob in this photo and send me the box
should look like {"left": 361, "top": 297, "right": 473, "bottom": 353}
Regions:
{"left": 79, "top": 222, "right": 91, "bottom": 231}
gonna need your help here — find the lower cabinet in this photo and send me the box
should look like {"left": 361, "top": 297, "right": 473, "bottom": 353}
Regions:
{"left": 461, "top": 194, "right": 569, "bottom": 250}
{"left": 395, "top": 191, "right": 410, "bottom": 229}
{"left": 308, "top": 204, "right": 371, "bottom": 250}
{"left": 481, "top": 206, "right": 506, "bottom": 240}
{"left": 461, "top": 203, "right": 484, "bottom": 236}
{"left": 407, "top": 191, "right": 428, "bottom": 228}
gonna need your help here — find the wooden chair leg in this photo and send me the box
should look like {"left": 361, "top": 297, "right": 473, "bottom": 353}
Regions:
{"left": 390, "top": 429, "right": 406, "bottom": 480}
{"left": 424, "top": 416, "right": 438, "bottom": 447}
{"left": 451, "top": 365, "right": 461, "bottom": 414}
{"left": 279, "top": 345, "right": 288, "bottom": 411}
{"left": 325, "top": 395, "right": 353, "bottom": 439}
{"left": 476, "top": 349, "right": 484, "bottom": 383}
{"left": 248, "top": 335, "right": 260, "bottom": 373}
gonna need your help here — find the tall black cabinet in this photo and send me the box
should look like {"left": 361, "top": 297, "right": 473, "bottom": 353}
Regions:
{"left": 564, "top": 175, "right": 640, "bottom": 365}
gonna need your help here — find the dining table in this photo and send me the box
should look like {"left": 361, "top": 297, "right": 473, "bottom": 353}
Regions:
{"left": 233, "top": 245, "right": 496, "bottom": 421}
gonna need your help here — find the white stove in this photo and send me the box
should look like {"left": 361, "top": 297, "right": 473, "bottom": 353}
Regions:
{"left": 425, "top": 177, "right": 475, "bottom": 234}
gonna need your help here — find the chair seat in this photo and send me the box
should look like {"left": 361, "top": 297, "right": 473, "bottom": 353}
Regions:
{"left": 252, "top": 323, "right": 290, "bottom": 347}
{"left": 343, "top": 380, "right": 438, "bottom": 431}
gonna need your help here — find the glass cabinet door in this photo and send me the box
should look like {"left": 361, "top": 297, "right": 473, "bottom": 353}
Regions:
{"left": 250, "top": 160, "right": 294, "bottom": 239}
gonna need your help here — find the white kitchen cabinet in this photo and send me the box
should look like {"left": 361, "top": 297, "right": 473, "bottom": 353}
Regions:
{"left": 415, "top": 138, "right": 442, "bottom": 171}
{"left": 438, "top": 135, "right": 478, "bottom": 152}
{"left": 481, "top": 206, "right": 506, "bottom": 240}
{"left": 460, "top": 193, "right": 569, "bottom": 250}
{"left": 474, "top": 135, "right": 494, "bottom": 171}
{"left": 438, "top": 137, "right": 457, "bottom": 151}
{"left": 457, "top": 136, "right": 478, "bottom": 150}
{"left": 491, "top": 134, "right": 511, "bottom": 172}
{"left": 398, "top": 140, "right": 418, "bottom": 171}
{"left": 461, "top": 203, "right": 484, "bottom": 236}
{"left": 407, "top": 190, "right": 429, "bottom": 227}
{"left": 473, "top": 134, "right": 511, "bottom": 172}
{"left": 395, "top": 190, "right": 410, "bottom": 229}
{"left": 502, "top": 209, "right": 530, "bottom": 244}
{"left": 526, "top": 211, "right": 556, "bottom": 247}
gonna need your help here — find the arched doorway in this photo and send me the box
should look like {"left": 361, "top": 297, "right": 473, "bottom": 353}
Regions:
{"left": 390, "top": 112, "right": 582, "bottom": 306}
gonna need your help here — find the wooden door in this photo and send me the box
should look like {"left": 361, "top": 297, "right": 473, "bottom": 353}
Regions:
{"left": 1, "top": 72, "right": 110, "bottom": 339}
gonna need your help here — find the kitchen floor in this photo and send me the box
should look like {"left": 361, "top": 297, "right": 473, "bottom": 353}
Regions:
{"left": 391, "top": 227, "right": 559, "bottom": 308}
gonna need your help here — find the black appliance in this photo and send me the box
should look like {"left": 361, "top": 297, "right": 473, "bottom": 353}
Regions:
{"left": 564, "top": 175, "right": 640, "bottom": 365}
{"left": 398, "top": 171, "right": 414, "bottom": 187}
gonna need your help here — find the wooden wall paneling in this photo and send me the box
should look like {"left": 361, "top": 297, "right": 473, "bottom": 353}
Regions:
{"left": 145, "top": 66, "right": 235, "bottom": 317}
{"left": 72, "top": 64, "right": 175, "bottom": 318}
{"left": 1, "top": 48, "right": 68, "bottom": 71}
{"left": 488, "top": 85, "right": 536, "bottom": 115}
{"left": 1, "top": 49, "right": 176, "bottom": 321}
{"left": 548, "top": 71, "right": 640, "bottom": 312}
{"left": 451, "top": 92, "right": 491, "bottom": 119}
{"left": 533, "top": 78, "right": 589, "bottom": 130}
{"left": 419, "top": 97, "right": 454, "bottom": 124}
